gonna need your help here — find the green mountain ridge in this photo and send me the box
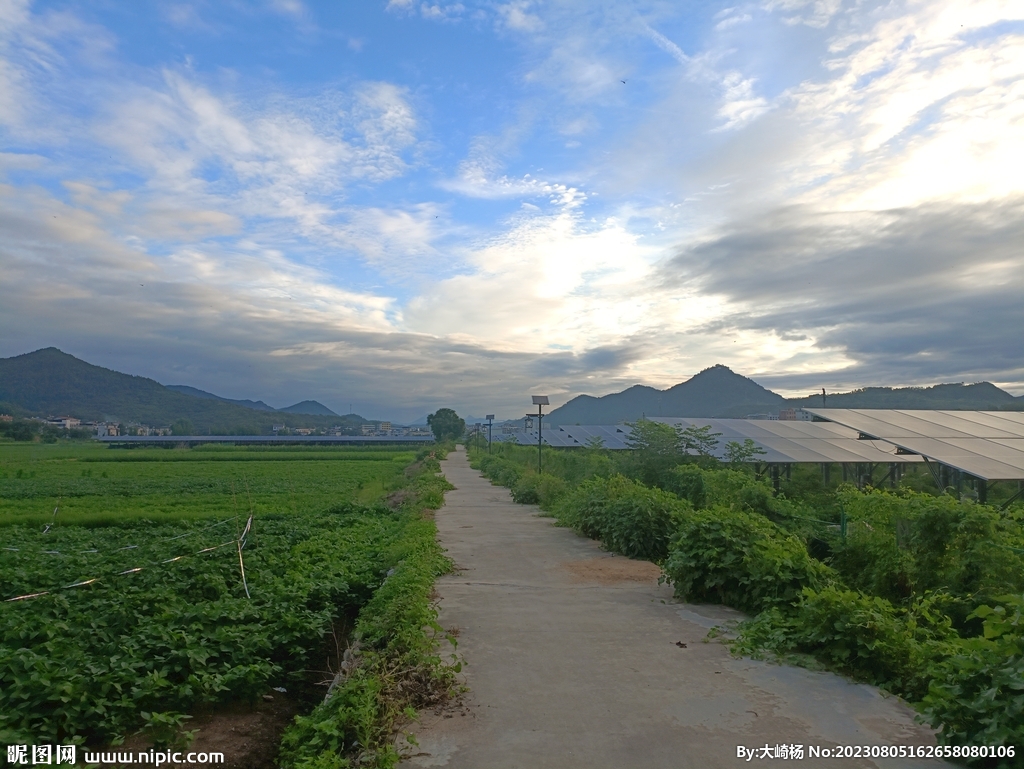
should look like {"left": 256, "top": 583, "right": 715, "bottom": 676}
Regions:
{"left": 0, "top": 348, "right": 362, "bottom": 433}
{"left": 164, "top": 384, "right": 278, "bottom": 411}
{"left": 548, "top": 365, "right": 1024, "bottom": 425}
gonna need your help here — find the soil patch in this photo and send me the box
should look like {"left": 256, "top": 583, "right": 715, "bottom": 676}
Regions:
{"left": 113, "top": 693, "right": 301, "bottom": 769}
{"left": 562, "top": 557, "right": 662, "bottom": 585}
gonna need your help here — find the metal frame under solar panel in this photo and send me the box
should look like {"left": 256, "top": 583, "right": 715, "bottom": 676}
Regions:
{"left": 803, "top": 409, "right": 1024, "bottom": 480}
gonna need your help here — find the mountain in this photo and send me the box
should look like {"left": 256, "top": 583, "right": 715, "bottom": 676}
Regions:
{"left": 278, "top": 400, "right": 339, "bottom": 417}
{"left": 789, "top": 382, "right": 1022, "bottom": 410}
{"left": 166, "top": 386, "right": 342, "bottom": 417}
{"left": 165, "top": 384, "right": 277, "bottom": 411}
{"left": 0, "top": 348, "right": 363, "bottom": 433}
{"left": 547, "top": 365, "right": 1024, "bottom": 425}
{"left": 548, "top": 365, "right": 786, "bottom": 425}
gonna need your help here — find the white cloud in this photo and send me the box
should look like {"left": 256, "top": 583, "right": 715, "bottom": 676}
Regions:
{"left": 498, "top": 1, "right": 543, "bottom": 33}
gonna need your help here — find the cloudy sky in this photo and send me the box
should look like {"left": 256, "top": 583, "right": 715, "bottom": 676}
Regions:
{"left": 1, "top": 0, "right": 1022, "bottom": 420}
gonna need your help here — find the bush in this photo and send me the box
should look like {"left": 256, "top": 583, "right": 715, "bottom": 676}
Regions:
{"left": 663, "top": 507, "right": 833, "bottom": 612}
{"left": 734, "top": 586, "right": 957, "bottom": 702}
{"left": 553, "top": 475, "right": 690, "bottom": 561}
{"left": 664, "top": 465, "right": 707, "bottom": 508}
{"left": 830, "top": 489, "right": 1024, "bottom": 612}
{"left": 510, "top": 473, "right": 568, "bottom": 507}
{"left": 477, "top": 456, "right": 522, "bottom": 488}
{"left": 922, "top": 595, "right": 1024, "bottom": 756}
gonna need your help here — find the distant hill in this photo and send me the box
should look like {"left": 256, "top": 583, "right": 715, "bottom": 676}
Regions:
{"left": 278, "top": 400, "right": 339, "bottom": 417}
{"left": 548, "top": 365, "right": 786, "bottom": 425}
{"left": 0, "top": 348, "right": 363, "bottom": 433}
{"left": 166, "top": 387, "right": 342, "bottom": 417}
{"left": 790, "top": 382, "right": 1022, "bottom": 410}
{"left": 165, "top": 384, "right": 277, "bottom": 411}
{"left": 548, "top": 365, "right": 1024, "bottom": 425}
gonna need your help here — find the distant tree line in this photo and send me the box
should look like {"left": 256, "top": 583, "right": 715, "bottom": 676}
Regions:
{"left": 0, "top": 418, "right": 93, "bottom": 443}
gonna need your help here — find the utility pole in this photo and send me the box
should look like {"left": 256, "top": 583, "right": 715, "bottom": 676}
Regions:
{"left": 531, "top": 396, "right": 549, "bottom": 473}
{"left": 822, "top": 388, "right": 827, "bottom": 408}
{"left": 486, "top": 415, "right": 494, "bottom": 454}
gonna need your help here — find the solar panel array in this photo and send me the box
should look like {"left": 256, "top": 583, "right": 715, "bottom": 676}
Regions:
{"left": 495, "top": 419, "right": 919, "bottom": 465}
{"left": 650, "top": 418, "right": 920, "bottom": 465}
{"left": 803, "top": 409, "right": 1024, "bottom": 481}
{"left": 494, "top": 424, "right": 633, "bottom": 449}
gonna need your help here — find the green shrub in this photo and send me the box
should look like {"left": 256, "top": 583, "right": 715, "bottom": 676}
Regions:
{"left": 830, "top": 489, "right": 1024, "bottom": 611}
{"left": 510, "top": 473, "right": 568, "bottom": 507}
{"left": 734, "top": 586, "right": 957, "bottom": 702}
{"left": 477, "top": 456, "right": 522, "bottom": 488}
{"left": 664, "top": 464, "right": 707, "bottom": 508}
{"left": 553, "top": 475, "right": 690, "bottom": 561}
{"left": 663, "top": 507, "right": 833, "bottom": 612}
{"left": 922, "top": 595, "right": 1024, "bottom": 757}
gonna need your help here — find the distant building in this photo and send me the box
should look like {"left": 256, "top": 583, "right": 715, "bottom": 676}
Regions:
{"left": 47, "top": 416, "right": 81, "bottom": 429}
{"left": 294, "top": 427, "right": 314, "bottom": 436}
{"left": 272, "top": 424, "right": 285, "bottom": 433}
{"left": 379, "top": 421, "right": 392, "bottom": 433}
{"left": 361, "top": 424, "right": 376, "bottom": 435}
{"left": 746, "top": 413, "right": 780, "bottom": 421}
{"left": 0, "top": 414, "right": 12, "bottom": 422}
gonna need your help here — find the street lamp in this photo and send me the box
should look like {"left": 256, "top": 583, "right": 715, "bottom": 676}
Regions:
{"left": 532, "top": 396, "right": 549, "bottom": 473}
{"left": 486, "top": 415, "right": 494, "bottom": 454}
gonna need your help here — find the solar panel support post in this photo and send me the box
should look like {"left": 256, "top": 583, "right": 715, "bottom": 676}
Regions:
{"left": 921, "top": 457, "right": 944, "bottom": 494}
{"left": 771, "top": 464, "right": 780, "bottom": 495}
{"left": 1000, "top": 483, "right": 1024, "bottom": 511}
{"left": 977, "top": 478, "right": 987, "bottom": 504}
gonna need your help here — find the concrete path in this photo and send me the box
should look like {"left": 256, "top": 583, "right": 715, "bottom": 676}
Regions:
{"left": 401, "top": 447, "right": 944, "bottom": 768}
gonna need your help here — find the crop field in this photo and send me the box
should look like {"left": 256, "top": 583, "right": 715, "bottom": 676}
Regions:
{"left": 0, "top": 441, "right": 455, "bottom": 767}
{"left": 0, "top": 443, "right": 417, "bottom": 526}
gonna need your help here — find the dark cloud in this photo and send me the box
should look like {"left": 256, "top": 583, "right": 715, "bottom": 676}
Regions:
{"left": 661, "top": 197, "right": 1024, "bottom": 390}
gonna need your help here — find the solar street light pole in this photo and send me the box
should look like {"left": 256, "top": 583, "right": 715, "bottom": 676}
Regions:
{"left": 486, "top": 415, "right": 494, "bottom": 454}
{"left": 532, "top": 396, "right": 549, "bottom": 473}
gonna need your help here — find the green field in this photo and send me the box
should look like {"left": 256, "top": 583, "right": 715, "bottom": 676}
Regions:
{"left": 0, "top": 440, "right": 456, "bottom": 766}
{"left": 0, "top": 443, "right": 417, "bottom": 526}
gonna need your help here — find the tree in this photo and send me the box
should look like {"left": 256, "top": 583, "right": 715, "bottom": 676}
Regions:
{"left": 724, "top": 438, "right": 767, "bottom": 466}
{"left": 170, "top": 418, "right": 195, "bottom": 436}
{"left": 427, "top": 408, "right": 465, "bottom": 442}
{"left": 626, "top": 420, "right": 684, "bottom": 487}
{"left": 678, "top": 424, "right": 722, "bottom": 458}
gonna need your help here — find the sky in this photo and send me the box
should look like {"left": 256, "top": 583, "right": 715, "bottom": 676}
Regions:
{"left": 1, "top": 0, "right": 1022, "bottom": 421}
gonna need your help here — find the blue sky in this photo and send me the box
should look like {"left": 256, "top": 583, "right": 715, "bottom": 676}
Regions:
{"left": 2, "top": 0, "right": 1023, "bottom": 421}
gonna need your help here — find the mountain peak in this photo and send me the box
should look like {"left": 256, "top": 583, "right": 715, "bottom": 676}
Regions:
{"left": 548, "top": 364, "right": 783, "bottom": 424}
{"left": 278, "top": 400, "right": 339, "bottom": 417}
